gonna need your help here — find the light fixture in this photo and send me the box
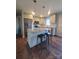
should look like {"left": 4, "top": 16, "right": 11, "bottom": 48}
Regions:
{"left": 32, "top": 0, "right": 37, "bottom": 16}
{"left": 33, "top": 0, "right": 37, "bottom": 3}
{"left": 40, "top": 5, "right": 45, "bottom": 17}
{"left": 32, "top": 11, "right": 35, "bottom": 15}
{"left": 48, "top": 9, "right": 51, "bottom": 15}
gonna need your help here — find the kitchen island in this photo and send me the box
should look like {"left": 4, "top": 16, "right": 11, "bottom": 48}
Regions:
{"left": 27, "top": 28, "right": 49, "bottom": 48}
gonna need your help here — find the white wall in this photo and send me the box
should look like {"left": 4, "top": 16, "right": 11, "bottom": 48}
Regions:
{"left": 24, "top": 14, "right": 33, "bottom": 19}
{"left": 23, "top": 14, "right": 45, "bottom": 24}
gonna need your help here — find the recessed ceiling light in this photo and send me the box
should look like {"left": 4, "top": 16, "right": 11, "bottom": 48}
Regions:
{"left": 32, "top": 11, "right": 35, "bottom": 15}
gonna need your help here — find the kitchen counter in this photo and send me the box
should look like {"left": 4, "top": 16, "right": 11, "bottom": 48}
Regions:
{"left": 27, "top": 28, "right": 49, "bottom": 48}
{"left": 27, "top": 28, "right": 50, "bottom": 32}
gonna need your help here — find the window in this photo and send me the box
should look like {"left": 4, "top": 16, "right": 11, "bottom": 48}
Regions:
{"left": 45, "top": 17, "right": 50, "bottom": 26}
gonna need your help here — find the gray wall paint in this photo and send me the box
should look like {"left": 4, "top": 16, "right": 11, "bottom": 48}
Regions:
{"left": 16, "top": 17, "right": 19, "bottom": 34}
{"left": 16, "top": 16, "right": 22, "bottom": 35}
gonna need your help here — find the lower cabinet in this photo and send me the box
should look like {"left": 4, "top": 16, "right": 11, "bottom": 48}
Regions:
{"left": 27, "top": 30, "right": 46, "bottom": 48}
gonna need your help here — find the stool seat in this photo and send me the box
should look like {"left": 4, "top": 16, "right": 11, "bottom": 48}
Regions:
{"left": 45, "top": 32, "right": 51, "bottom": 35}
{"left": 37, "top": 34, "right": 45, "bottom": 38}
{"left": 37, "top": 34, "right": 45, "bottom": 44}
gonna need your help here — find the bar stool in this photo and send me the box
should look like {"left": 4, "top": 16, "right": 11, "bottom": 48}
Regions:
{"left": 44, "top": 33, "right": 49, "bottom": 44}
{"left": 37, "top": 34, "right": 45, "bottom": 45}
{"left": 45, "top": 28, "right": 53, "bottom": 45}
{"left": 37, "top": 34, "right": 47, "bottom": 53}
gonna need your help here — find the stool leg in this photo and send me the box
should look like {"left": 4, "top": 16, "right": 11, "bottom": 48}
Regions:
{"left": 46, "top": 36, "right": 48, "bottom": 46}
{"left": 37, "top": 37, "right": 38, "bottom": 44}
{"left": 46, "top": 35, "right": 49, "bottom": 45}
{"left": 39, "top": 38, "right": 42, "bottom": 55}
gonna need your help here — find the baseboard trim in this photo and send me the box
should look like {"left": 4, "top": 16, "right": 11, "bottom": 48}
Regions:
{"left": 54, "top": 35, "right": 62, "bottom": 38}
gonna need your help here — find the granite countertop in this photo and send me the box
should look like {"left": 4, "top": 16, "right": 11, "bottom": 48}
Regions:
{"left": 27, "top": 28, "right": 50, "bottom": 32}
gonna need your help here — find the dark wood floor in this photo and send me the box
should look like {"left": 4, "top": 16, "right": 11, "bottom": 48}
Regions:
{"left": 16, "top": 36, "right": 62, "bottom": 59}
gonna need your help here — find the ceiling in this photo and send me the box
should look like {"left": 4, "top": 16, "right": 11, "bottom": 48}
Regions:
{"left": 16, "top": 0, "right": 62, "bottom": 17}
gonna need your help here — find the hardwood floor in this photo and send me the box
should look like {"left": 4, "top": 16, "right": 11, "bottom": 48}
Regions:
{"left": 16, "top": 36, "right": 62, "bottom": 59}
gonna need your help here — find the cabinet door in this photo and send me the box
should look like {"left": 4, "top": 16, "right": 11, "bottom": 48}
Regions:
{"left": 29, "top": 33, "right": 37, "bottom": 48}
{"left": 57, "top": 15, "right": 62, "bottom": 33}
